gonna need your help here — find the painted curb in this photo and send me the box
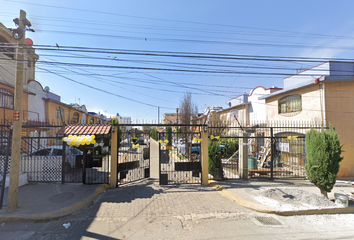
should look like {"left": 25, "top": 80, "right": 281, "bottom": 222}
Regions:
{"left": 209, "top": 181, "right": 354, "bottom": 216}
{"left": 0, "top": 185, "right": 107, "bottom": 222}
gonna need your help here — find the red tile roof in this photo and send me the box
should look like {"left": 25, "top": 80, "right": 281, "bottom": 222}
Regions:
{"left": 57, "top": 124, "right": 111, "bottom": 135}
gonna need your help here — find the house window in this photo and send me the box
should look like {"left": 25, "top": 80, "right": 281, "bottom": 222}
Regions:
{"left": 278, "top": 95, "right": 302, "bottom": 114}
{"left": 97, "top": 119, "right": 101, "bottom": 124}
{"left": 72, "top": 112, "right": 79, "bottom": 123}
{"left": 90, "top": 118, "right": 94, "bottom": 124}
{"left": 0, "top": 88, "right": 14, "bottom": 109}
{"left": 56, "top": 107, "right": 65, "bottom": 119}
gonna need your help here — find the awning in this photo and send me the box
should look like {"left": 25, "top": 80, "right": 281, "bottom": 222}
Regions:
{"left": 57, "top": 124, "right": 111, "bottom": 135}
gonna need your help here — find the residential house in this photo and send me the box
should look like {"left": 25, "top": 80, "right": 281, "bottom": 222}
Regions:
{"left": 0, "top": 22, "right": 39, "bottom": 123}
{"left": 163, "top": 113, "right": 178, "bottom": 125}
{"left": 45, "top": 95, "right": 87, "bottom": 125}
{"left": 260, "top": 61, "right": 354, "bottom": 177}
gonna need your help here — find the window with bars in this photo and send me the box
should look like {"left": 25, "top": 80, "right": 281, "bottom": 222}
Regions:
{"left": 56, "top": 107, "right": 65, "bottom": 119}
{"left": 72, "top": 112, "right": 79, "bottom": 123}
{"left": 0, "top": 88, "right": 14, "bottom": 109}
{"left": 278, "top": 95, "right": 302, "bottom": 114}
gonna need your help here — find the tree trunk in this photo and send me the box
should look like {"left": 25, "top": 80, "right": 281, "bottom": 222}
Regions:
{"left": 320, "top": 189, "right": 328, "bottom": 198}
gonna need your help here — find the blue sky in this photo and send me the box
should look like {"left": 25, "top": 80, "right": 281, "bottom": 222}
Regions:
{"left": 1, "top": 0, "right": 354, "bottom": 122}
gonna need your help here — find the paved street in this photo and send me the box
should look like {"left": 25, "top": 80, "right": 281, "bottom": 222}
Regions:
{"left": 1, "top": 140, "right": 354, "bottom": 239}
{"left": 1, "top": 178, "right": 354, "bottom": 240}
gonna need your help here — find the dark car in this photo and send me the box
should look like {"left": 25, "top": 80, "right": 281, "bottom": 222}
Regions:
{"left": 136, "top": 138, "right": 145, "bottom": 145}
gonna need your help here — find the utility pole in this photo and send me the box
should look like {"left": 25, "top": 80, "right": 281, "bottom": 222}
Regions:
{"left": 8, "top": 10, "right": 27, "bottom": 212}
{"left": 158, "top": 107, "right": 160, "bottom": 124}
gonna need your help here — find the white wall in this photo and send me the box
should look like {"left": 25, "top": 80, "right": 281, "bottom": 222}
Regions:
{"left": 248, "top": 87, "right": 274, "bottom": 123}
{"left": 27, "top": 81, "right": 46, "bottom": 120}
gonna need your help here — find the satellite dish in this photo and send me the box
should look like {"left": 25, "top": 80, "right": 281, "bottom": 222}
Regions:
{"left": 44, "top": 86, "right": 50, "bottom": 92}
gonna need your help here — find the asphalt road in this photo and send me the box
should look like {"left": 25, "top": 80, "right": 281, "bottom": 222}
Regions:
{"left": 1, "top": 141, "right": 354, "bottom": 239}
{"left": 1, "top": 178, "right": 354, "bottom": 240}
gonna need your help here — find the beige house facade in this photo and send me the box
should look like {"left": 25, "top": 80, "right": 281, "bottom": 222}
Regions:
{"left": 261, "top": 62, "right": 354, "bottom": 177}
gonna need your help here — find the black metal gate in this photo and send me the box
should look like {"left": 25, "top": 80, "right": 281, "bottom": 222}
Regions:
{"left": 63, "top": 135, "right": 111, "bottom": 185}
{"left": 117, "top": 128, "right": 150, "bottom": 185}
{"left": 158, "top": 131, "right": 201, "bottom": 185}
{"left": 209, "top": 121, "right": 328, "bottom": 180}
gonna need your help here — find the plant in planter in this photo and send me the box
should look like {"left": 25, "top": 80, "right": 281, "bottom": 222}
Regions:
{"left": 305, "top": 126, "right": 343, "bottom": 198}
{"left": 208, "top": 140, "right": 223, "bottom": 179}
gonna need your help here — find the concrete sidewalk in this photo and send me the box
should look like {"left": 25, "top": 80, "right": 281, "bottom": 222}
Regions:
{"left": 210, "top": 179, "right": 354, "bottom": 216}
{"left": 1, "top": 178, "right": 353, "bottom": 222}
{"left": 0, "top": 183, "right": 106, "bottom": 221}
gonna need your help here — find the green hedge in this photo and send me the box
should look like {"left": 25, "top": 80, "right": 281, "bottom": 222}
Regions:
{"left": 166, "top": 127, "right": 172, "bottom": 146}
{"left": 150, "top": 129, "right": 158, "bottom": 141}
{"left": 208, "top": 141, "right": 221, "bottom": 174}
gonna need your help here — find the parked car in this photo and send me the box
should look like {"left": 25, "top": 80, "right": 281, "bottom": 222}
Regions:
{"left": 180, "top": 142, "right": 201, "bottom": 159}
{"left": 136, "top": 138, "right": 145, "bottom": 145}
{"left": 180, "top": 142, "right": 225, "bottom": 159}
{"left": 174, "top": 139, "right": 186, "bottom": 150}
{"left": 22, "top": 146, "right": 82, "bottom": 172}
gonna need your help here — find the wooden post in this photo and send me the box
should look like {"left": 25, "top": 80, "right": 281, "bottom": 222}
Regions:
{"left": 8, "top": 10, "right": 26, "bottom": 212}
{"left": 201, "top": 129, "right": 208, "bottom": 185}
{"left": 239, "top": 132, "right": 248, "bottom": 180}
{"left": 110, "top": 127, "right": 118, "bottom": 188}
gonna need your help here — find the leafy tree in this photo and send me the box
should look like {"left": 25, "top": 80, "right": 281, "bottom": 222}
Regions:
{"left": 305, "top": 126, "right": 343, "bottom": 198}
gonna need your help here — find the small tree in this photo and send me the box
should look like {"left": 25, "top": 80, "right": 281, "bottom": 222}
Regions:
{"left": 166, "top": 127, "right": 172, "bottom": 148}
{"left": 179, "top": 92, "right": 198, "bottom": 158}
{"left": 208, "top": 112, "right": 230, "bottom": 137}
{"left": 305, "top": 126, "right": 343, "bottom": 198}
{"left": 208, "top": 140, "right": 222, "bottom": 178}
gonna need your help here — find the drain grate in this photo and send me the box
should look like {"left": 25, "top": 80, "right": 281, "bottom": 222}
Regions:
{"left": 254, "top": 216, "right": 282, "bottom": 226}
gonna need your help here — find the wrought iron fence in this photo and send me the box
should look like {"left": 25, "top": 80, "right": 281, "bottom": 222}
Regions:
{"left": 208, "top": 120, "right": 327, "bottom": 180}
{"left": 0, "top": 120, "right": 110, "bottom": 185}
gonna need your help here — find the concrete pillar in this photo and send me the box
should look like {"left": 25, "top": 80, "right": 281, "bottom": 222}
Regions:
{"left": 110, "top": 128, "right": 118, "bottom": 188}
{"left": 239, "top": 132, "right": 248, "bottom": 180}
{"left": 201, "top": 130, "right": 208, "bottom": 186}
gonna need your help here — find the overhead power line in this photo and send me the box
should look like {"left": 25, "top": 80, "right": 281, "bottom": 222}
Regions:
{"left": 37, "top": 67, "right": 174, "bottom": 109}
{"left": 3, "top": 0, "right": 351, "bottom": 41}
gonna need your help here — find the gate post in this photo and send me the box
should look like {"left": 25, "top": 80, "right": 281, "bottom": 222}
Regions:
{"left": 239, "top": 132, "right": 248, "bottom": 180}
{"left": 201, "top": 129, "right": 208, "bottom": 186}
{"left": 110, "top": 127, "right": 118, "bottom": 188}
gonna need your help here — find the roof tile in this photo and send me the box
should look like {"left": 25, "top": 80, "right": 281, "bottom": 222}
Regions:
{"left": 57, "top": 124, "right": 111, "bottom": 135}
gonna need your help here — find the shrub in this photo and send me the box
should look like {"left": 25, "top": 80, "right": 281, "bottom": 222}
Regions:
{"left": 150, "top": 129, "right": 158, "bottom": 141}
{"left": 220, "top": 138, "right": 238, "bottom": 158}
{"left": 305, "top": 126, "right": 343, "bottom": 198}
{"left": 166, "top": 127, "right": 172, "bottom": 146}
{"left": 208, "top": 140, "right": 221, "bottom": 174}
